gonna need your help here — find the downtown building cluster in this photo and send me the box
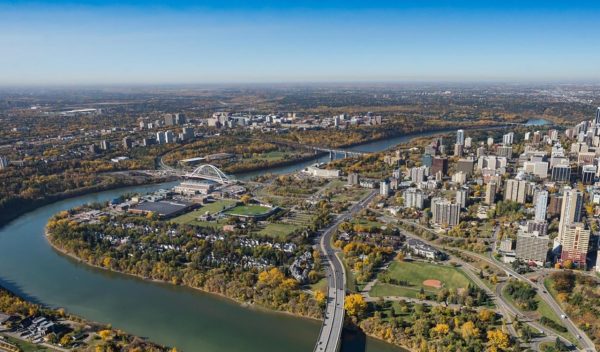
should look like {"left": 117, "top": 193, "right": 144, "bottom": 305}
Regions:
{"left": 388, "top": 108, "right": 600, "bottom": 270}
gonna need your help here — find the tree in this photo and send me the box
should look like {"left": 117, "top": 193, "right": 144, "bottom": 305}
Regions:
{"left": 431, "top": 323, "right": 450, "bottom": 335}
{"left": 315, "top": 291, "right": 326, "bottom": 306}
{"left": 59, "top": 334, "right": 71, "bottom": 347}
{"left": 258, "top": 268, "right": 285, "bottom": 287}
{"left": 98, "top": 329, "right": 112, "bottom": 340}
{"left": 551, "top": 271, "right": 575, "bottom": 293}
{"left": 344, "top": 293, "right": 367, "bottom": 317}
{"left": 486, "top": 329, "right": 509, "bottom": 352}
{"left": 461, "top": 321, "right": 479, "bottom": 339}
{"left": 478, "top": 308, "right": 494, "bottom": 322}
{"left": 240, "top": 194, "right": 252, "bottom": 205}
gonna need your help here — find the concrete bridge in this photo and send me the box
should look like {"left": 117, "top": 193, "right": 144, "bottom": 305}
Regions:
{"left": 313, "top": 147, "right": 366, "bottom": 159}
{"left": 314, "top": 190, "right": 378, "bottom": 352}
{"left": 264, "top": 139, "right": 368, "bottom": 159}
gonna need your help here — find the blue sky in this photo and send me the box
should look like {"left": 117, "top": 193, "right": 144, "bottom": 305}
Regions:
{"left": 1, "top": 1, "right": 600, "bottom": 85}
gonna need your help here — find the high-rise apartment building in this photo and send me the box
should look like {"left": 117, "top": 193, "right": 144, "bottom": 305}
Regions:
{"left": 165, "top": 130, "right": 175, "bottom": 144}
{"left": 347, "top": 173, "right": 359, "bottom": 186}
{"left": 456, "top": 188, "right": 468, "bottom": 208}
{"left": 410, "top": 166, "right": 429, "bottom": 183}
{"left": 380, "top": 180, "right": 390, "bottom": 197}
{"left": 551, "top": 164, "right": 571, "bottom": 182}
{"left": 456, "top": 129, "right": 465, "bottom": 145}
{"left": 534, "top": 190, "right": 548, "bottom": 222}
{"left": 503, "top": 132, "right": 514, "bottom": 145}
{"left": 558, "top": 187, "right": 583, "bottom": 241}
{"left": 485, "top": 182, "right": 497, "bottom": 205}
{"left": 156, "top": 131, "right": 166, "bottom": 144}
{"left": 403, "top": 188, "right": 425, "bottom": 209}
{"left": 431, "top": 198, "right": 460, "bottom": 227}
{"left": 0, "top": 156, "right": 9, "bottom": 169}
{"left": 122, "top": 137, "right": 133, "bottom": 149}
{"left": 504, "top": 179, "right": 527, "bottom": 204}
{"left": 431, "top": 157, "right": 448, "bottom": 176}
{"left": 561, "top": 223, "right": 590, "bottom": 267}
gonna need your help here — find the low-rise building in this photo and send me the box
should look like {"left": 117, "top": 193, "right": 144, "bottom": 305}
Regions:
{"left": 303, "top": 164, "right": 340, "bottom": 178}
{"left": 173, "top": 180, "right": 215, "bottom": 195}
{"left": 405, "top": 238, "right": 445, "bottom": 260}
{"left": 516, "top": 232, "right": 549, "bottom": 266}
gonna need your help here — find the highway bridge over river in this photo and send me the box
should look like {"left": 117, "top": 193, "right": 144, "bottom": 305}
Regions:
{"left": 314, "top": 190, "right": 378, "bottom": 352}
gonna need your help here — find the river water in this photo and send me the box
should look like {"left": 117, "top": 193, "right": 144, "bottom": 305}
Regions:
{"left": 0, "top": 129, "right": 474, "bottom": 352}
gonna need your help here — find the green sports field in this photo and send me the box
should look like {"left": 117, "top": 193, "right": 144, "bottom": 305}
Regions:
{"left": 170, "top": 199, "right": 237, "bottom": 226}
{"left": 370, "top": 260, "right": 472, "bottom": 298}
{"left": 225, "top": 204, "right": 273, "bottom": 216}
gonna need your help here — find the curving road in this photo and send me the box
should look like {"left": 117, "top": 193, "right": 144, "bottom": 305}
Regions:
{"left": 391, "top": 218, "right": 596, "bottom": 352}
{"left": 314, "top": 190, "right": 378, "bottom": 352}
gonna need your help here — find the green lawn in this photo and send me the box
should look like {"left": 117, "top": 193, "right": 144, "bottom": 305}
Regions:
{"left": 170, "top": 199, "right": 238, "bottom": 226}
{"left": 370, "top": 260, "right": 472, "bottom": 298}
{"left": 331, "top": 188, "right": 371, "bottom": 203}
{"left": 225, "top": 204, "right": 272, "bottom": 216}
{"left": 536, "top": 294, "right": 563, "bottom": 323}
{"left": 1, "top": 334, "right": 53, "bottom": 351}
{"left": 378, "top": 301, "right": 416, "bottom": 323}
{"left": 257, "top": 223, "right": 301, "bottom": 239}
{"left": 501, "top": 284, "right": 574, "bottom": 343}
{"left": 500, "top": 285, "right": 561, "bottom": 323}
{"left": 338, "top": 252, "right": 357, "bottom": 293}
{"left": 370, "top": 283, "right": 429, "bottom": 299}
{"left": 310, "top": 277, "right": 328, "bottom": 292}
{"left": 350, "top": 218, "right": 384, "bottom": 229}
{"left": 252, "top": 151, "right": 289, "bottom": 161}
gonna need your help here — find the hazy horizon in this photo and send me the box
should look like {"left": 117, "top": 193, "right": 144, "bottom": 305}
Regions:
{"left": 2, "top": 0, "right": 600, "bottom": 85}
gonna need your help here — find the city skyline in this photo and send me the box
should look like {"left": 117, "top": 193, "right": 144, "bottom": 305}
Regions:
{"left": 2, "top": 0, "right": 600, "bottom": 85}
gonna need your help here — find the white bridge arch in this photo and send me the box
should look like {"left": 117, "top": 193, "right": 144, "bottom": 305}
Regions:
{"left": 184, "top": 164, "right": 234, "bottom": 184}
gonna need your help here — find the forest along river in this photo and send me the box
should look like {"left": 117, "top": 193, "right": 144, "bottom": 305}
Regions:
{"left": 0, "top": 126, "right": 536, "bottom": 352}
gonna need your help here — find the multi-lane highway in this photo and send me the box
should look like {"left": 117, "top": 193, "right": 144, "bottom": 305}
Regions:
{"left": 314, "top": 190, "right": 378, "bottom": 352}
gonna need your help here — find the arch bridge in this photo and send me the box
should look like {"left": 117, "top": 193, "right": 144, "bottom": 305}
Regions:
{"left": 184, "top": 164, "right": 235, "bottom": 184}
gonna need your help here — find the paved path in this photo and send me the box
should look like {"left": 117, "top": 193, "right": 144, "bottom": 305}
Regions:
{"left": 386, "top": 217, "right": 596, "bottom": 351}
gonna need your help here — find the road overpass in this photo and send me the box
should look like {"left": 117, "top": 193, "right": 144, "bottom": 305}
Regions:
{"left": 314, "top": 190, "right": 377, "bottom": 352}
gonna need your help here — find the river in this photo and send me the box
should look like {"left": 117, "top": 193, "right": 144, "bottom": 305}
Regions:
{"left": 0, "top": 123, "right": 547, "bottom": 351}
{"left": 0, "top": 132, "right": 451, "bottom": 351}
{"left": 239, "top": 128, "right": 465, "bottom": 180}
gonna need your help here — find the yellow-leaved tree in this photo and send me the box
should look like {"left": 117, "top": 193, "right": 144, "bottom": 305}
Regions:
{"left": 461, "top": 321, "right": 479, "bottom": 339}
{"left": 315, "top": 291, "right": 326, "bottom": 305}
{"left": 344, "top": 294, "right": 367, "bottom": 317}
{"left": 486, "top": 329, "right": 509, "bottom": 352}
{"left": 432, "top": 323, "right": 450, "bottom": 335}
{"left": 258, "top": 268, "right": 285, "bottom": 287}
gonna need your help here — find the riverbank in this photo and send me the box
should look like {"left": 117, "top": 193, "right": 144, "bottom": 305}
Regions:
{"left": 46, "top": 229, "right": 418, "bottom": 352}
{"left": 0, "top": 175, "right": 172, "bottom": 229}
{"left": 0, "top": 283, "right": 170, "bottom": 351}
{"left": 45, "top": 229, "right": 323, "bottom": 323}
{"left": 331, "top": 123, "right": 512, "bottom": 151}
{"left": 223, "top": 151, "right": 326, "bottom": 175}
{"left": 2, "top": 124, "right": 509, "bottom": 352}
{"left": 1, "top": 122, "right": 512, "bottom": 230}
